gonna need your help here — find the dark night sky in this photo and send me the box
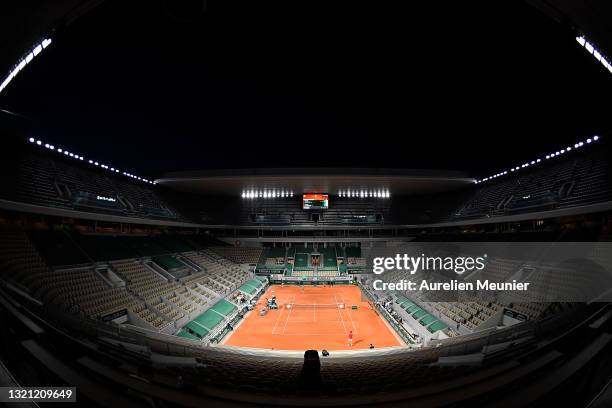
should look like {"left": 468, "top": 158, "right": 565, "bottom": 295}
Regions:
{"left": 1, "top": 0, "right": 611, "bottom": 178}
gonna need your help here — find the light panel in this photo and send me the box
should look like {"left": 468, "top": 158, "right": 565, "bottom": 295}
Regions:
{"left": 26, "top": 137, "right": 154, "bottom": 184}
{"left": 474, "top": 135, "right": 601, "bottom": 184}
{"left": 0, "top": 37, "right": 52, "bottom": 95}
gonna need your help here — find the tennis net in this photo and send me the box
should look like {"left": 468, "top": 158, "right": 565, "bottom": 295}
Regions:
{"left": 286, "top": 303, "right": 345, "bottom": 309}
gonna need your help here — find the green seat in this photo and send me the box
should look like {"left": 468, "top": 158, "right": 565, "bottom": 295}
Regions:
{"left": 412, "top": 308, "right": 428, "bottom": 320}
{"left": 184, "top": 321, "right": 209, "bottom": 337}
{"left": 177, "top": 329, "right": 201, "bottom": 340}
{"left": 406, "top": 304, "right": 420, "bottom": 313}
{"left": 153, "top": 255, "right": 184, "bottom": 270}
{"left": 401, "top": 301, "right": 415, "bottom": 309}
{"left": 238, "top": 283, "right": 258, "bottom": 295}
{"left": 427, "top": 321, "right": 448, "bottom": 333}
{"left": 419, "top": 314, "right": 437, "bottom": 326}
{"left": 194, "top": 310, "right": 224, "bottom": 329}
{"left": 211, "top": 299, "right": 237, "bottom": 317}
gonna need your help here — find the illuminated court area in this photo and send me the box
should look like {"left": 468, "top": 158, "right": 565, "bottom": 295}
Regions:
{"left": 222, "top": 285, "right": 403, "bottom": 350}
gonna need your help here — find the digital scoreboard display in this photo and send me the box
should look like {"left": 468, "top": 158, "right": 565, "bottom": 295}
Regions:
{"left": 303, "top": 194, "right": 329, "bottom": 210}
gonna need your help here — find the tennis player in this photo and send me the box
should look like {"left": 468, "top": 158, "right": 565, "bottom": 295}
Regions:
{"left": 348, "top": 330, "right": 353, "bottom": 347}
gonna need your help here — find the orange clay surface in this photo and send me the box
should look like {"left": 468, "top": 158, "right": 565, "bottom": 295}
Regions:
{"left": 222, "top": 285, "right": 403, "bottom": 350}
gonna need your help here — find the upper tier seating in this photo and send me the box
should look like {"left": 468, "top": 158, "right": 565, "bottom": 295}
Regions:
{"left": 8, "top": 150, "right": 181, "bottom": 221}
{"left": 241, "top": 198, "right": 389, "bottom": 225}
{"left": 28, "top": 228, "right": 91, "bottom": 266}
{"left": 210, "top": 246, "right": 264, "bottom": 264}
{"left": 452, "top": 151, "right": 611, "bottom": 219}
{"left": 0, "top": 226, "right": 139, "bottom": 318}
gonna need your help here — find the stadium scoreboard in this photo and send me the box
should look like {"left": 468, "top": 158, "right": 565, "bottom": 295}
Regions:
{"left": 303, "top": 193, "right": 329, "bottom": 209}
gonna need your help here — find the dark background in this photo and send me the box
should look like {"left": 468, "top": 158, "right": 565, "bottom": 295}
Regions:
{"left": 0, "top": 0, "right": 611, "bottom": 178}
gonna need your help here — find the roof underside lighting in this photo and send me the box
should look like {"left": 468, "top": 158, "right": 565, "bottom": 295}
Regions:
{"left": 576, "top": 35, "right": 612, "bottom": 75}
{"left": 26, "top": 137, "right": 154, "bottom": 185}
{"left": 0, "top": 37, "right": 52, "bottom": 95}
{"left": 474, "top": 135, "right": 601, "bottom": 184}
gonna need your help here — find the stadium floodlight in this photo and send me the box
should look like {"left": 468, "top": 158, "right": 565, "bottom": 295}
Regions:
{"left": 587, "top": 138, "right": 592, "bottom": 143}
{"left": 94, "top": 162, "right": 99, "bottom": 166}
{"left": 566, "top": 147, "right": 571, "bottom": 151}
{"left": 28, "top": 137, "right": 35, "bottom": 143}
{"left": 594, "top": 135, "right": 599, "bottom": 141}
{"left": 1, "top": 37, "right": 52, "bottom": 96}
{"left": 594, "top": 50, "right": 602, "bottom": 61}
{"left": 579, "top": 142, "right": 584, "bottom": 147}
{"left": 36, "top": 140, "right": 42, "bottom": 145}
{"left": 536, "top": 159, "right": 541, "bottom": 163}
{"left": 577, "top": 35, "right": 612, "bottom": 76}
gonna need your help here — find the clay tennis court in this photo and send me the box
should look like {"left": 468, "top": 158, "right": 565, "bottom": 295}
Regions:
{"left": 222, "top": 285, "right": 403, "bottom": 350}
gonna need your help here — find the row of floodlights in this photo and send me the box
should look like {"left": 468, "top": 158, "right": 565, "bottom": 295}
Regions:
{"left": 475, "top": 136, "right": 600, "bottom": 184}
{"left": 27, "top": 137, "right": 155, "bottom": 185}
{"left": 576, "top": 36, "right": 612, "bottom": 75}
{"left": 338, "top": 190, "right": 390, "bottom": 198}
{"left": 0, "top": 38, "right": 52, "bottom": 95}
{"left": 242, "top": 190, "right": 294, "bottom": 199}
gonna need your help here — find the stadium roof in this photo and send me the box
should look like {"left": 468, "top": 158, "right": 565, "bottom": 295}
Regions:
{"left": 1, "top": 1, "right": 612, "bottom": 176}
{"left": 155, "top": 168, "right": 473, "bottom": 196}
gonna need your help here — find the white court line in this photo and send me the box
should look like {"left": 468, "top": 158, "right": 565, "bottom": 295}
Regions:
{"left": 340, "top": 294, "right": 358, "bottom": 334}
{"left": 281, "top": 295, "right": 294, "bottom": 335}
{"left": 271, "top": 304, "right": 285, "bottom": 335}
{"left": 334, "top": 293, "right": 348, "bottom": 335}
